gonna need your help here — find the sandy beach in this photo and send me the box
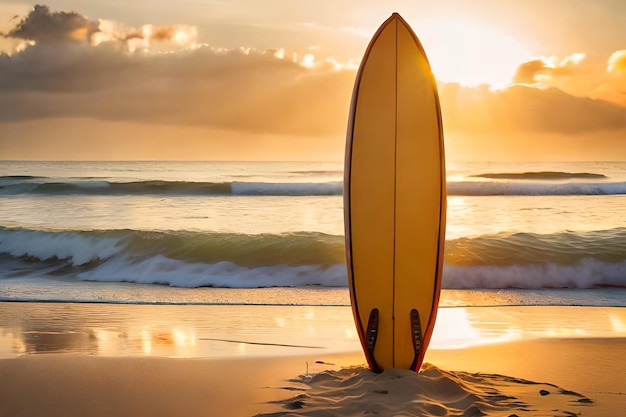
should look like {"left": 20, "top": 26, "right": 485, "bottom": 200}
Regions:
{"left": 2, "top": 0, "right": 626, "bottom": 413}
{"left": 0, "top": 303, "right": 624, "bottom": 416}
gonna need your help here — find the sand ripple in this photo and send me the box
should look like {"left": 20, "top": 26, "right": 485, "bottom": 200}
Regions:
{"left": 259, "top": 363, "right": 592, "bottom": 417}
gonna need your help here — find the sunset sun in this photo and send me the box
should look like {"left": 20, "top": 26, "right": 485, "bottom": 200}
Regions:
{"left": 418, "top": 17, "right": 530, "bottom": 89}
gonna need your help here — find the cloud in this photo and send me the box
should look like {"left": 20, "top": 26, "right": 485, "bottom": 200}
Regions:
{"left": 512, "top": 53, "right": 586, "bottom": 84}
{"left": 0, "top": 42, "right": 354, "bottom": 136}
{"left": 3, "top": 4, "right": 198, "bottom": 52}
{"left": 439, "top": 83, "right": 626, "bottom": 161}
{"left": 91, "top": 20, "right": 199, "bottom": 53}
{"left": 440, "top": 83, "right": 626, "bottom": 135}
{"left": 1, "top": 5, "right": 626, "bottom": 161}
{"left": 591, "top": 50, "right": 626, "bottom": 107}
{"left": 607, "top": 50, "right": 626, "bottom": 73}
{"left": 4, "top": 4, "right": 99, "bottom": 43}
{"left": 509, "top": 52, "right": 626, "bottom": 108}
{"left": 511, "top": 59, "right": 547, "bottom": 84}
{"left": 0, "top": 5, "right": 355, "bottom": 138}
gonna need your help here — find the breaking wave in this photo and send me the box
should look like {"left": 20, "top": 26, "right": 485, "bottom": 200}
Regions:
{"left": 470, "top": 171, "right": 607, "bottom": 180}
{"left": 3, "top": 176, "right": 626, "bottom": 196}
{"left": 1, "top": 227, "right": 625, "bottom": 289}
{"left": 447, "top": 181, "right": 626, "bottom": 196}
{"left": 0, "top": 177, "right": 343, "bottom": 197}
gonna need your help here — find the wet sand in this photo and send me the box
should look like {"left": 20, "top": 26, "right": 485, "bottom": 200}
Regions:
{"left": 0, "top": 303, "right": 624, "bottom": 416}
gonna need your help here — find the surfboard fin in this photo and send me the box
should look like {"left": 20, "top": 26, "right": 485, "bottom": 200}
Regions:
{"left": 409, "top": 309, "right": 423, "bottom": 371}
{"left": 365, "top": 308, "right": 381, "bottom": 372}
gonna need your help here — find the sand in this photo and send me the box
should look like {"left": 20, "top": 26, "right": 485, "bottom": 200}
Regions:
{"left": 261, "top": 337, "right": 626, "bottom": 416}
{"left": 262, "top": 364, "right": 595, "bottom": 417}
{"left": 0, "top": 305, "right": 624, "bottom": 417}
{"left": 0, "top": 355, "right": 311, "bottom": 417}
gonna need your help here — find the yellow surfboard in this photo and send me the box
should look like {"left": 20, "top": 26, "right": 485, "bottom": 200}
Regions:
{"left": 344, "top": 13, "right": 446, "bottom": 372}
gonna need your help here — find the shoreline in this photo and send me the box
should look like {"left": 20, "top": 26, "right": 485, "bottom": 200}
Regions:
{"left": 2, "top": 284, "right": 626, "bottom": 309}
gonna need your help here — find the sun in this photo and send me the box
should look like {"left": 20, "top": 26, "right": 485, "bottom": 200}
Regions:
{"left": 416, "top": 17, "right": 530, "bottom": 89}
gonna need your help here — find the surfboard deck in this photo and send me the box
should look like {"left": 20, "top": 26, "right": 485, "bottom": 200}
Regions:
{"left": 344, "top": 13, "right": 446, "bottom": 372}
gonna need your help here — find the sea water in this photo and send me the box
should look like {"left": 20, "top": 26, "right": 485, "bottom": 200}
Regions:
{"left": 1, "top": 160, "right": 625, "bottom": 307}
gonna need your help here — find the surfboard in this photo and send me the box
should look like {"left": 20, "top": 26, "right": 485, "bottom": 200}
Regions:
{"left": 344, "top": 13, "right": 446, "bottom": 372}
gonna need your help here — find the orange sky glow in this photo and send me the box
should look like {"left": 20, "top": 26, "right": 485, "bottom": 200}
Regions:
{"left": 0, "top": 1, "right": 625, "bottom": 161}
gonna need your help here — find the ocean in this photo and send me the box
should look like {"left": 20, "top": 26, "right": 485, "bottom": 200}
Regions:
{"left": 1, "top": 160, "right": 625, "bottom": 307}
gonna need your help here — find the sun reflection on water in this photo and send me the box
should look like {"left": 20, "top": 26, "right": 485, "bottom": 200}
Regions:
{"left": 609, "top": 313, "right": 626, "bottom": 333}
{"left": 141, "top": 329, "right": 152, "bottom": 355}
{"left": 430, "top": 308, "right": 523, "bottom": 349}
{"left": 0, "top": 303, "right": 624, "bottom": 359}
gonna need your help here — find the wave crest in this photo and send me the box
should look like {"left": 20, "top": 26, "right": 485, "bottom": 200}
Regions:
{"left": 0, "top": 178, "right": 343, "bottom": 197}
{"left": 4, "top": 178, "right": 626, "bottom": 197}
{"left": 470, "top": 171, "right": 606, "bottom": 180}
{"left": 448, "top": 181, "right": 626, "bottom": 196}
{"left": 2, "top": 227, "right": 626, "bottom": 289}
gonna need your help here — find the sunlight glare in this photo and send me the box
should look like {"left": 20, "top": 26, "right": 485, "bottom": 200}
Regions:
{"left": 141, "top": 329, "right": 152, "bottom": 355}
{"left": 301, "top": 53, "right": 316, "bottom": 68}
{"left": 172, "top": 328, "right": 187, "bottom": 346}
{"left": 418, "top": 17, "right": 530, "bottom": 89}
{"left": 609, "top": 314, "right": 626, "bottom": 334}
{"left": 429, "top": 308, "right": 480, "bottom": 349}
{"left": 172, "top": 26, "right": 198, "bottom": 47}
{"left": 274, "top": 317, "right": 287, "bottom": 328}
{"left": 173, "top": 28, "right": 189, "bottom": 45}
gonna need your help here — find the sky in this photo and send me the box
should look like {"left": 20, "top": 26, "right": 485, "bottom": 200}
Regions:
{"left": 0, "top": 0, "right": 625, "bottom": 161}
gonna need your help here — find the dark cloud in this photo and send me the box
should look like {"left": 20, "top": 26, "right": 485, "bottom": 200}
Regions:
{"left": 4, "top": 4, "right": 99, "bottom": 43}
{"left": 500, "top": 85, "right": 626, "bottom": 133}
{"left": 439, "top": 83, "right": 626, "bottom": 135}
{"left": 512, "top": 59, "right": 546, "bottom": 84}
{"left": 0, "top": 40, "right": 354, "bottom": 136}
{"left": 2, "top": 4, "right": 199, "bottom": 52}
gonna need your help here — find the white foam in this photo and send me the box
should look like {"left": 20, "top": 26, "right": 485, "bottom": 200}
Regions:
{"left": 77, "top": 255, "right": 348, "bottom": 288}
{"left": 231, "top": 181, "right": 343, "bottom": 196}
{"left": 448, "top": 181, "right": 626, "bottom": 196}
{"left": 4, "top": 228, "right": 626, "bottom": 289}
{"left": 0, "top": 230, "right": 123, "bottom": 266}
{"left": 443, "top": 259, "right": 626, "bottom": 289}
{"left": 77, "top": 256, "right": 626, "bottom": 290}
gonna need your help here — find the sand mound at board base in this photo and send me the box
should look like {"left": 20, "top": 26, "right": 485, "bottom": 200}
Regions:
{"left": 258, "top": 363, "right": 592, "bottom": 417}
